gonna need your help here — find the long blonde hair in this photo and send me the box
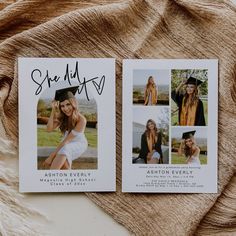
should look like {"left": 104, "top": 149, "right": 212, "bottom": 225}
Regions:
{"left": 184, "top": 85, "right": 199, "bottom": 107}
{"left": 145, "top": 119, "right": 158, "bottom": 138}
{"left": 146, "top": 76, "right": 156, "bottom": 90}
{"left": 58, "top": 97, "right": 80, "bottom": 133}
{"left": 184, "top": 136, "right": 197, "bottom": 157}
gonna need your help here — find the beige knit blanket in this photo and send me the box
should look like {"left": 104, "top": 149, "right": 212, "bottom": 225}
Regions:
{"left": 0, "top": 0, "right": 236, "bottom": 235}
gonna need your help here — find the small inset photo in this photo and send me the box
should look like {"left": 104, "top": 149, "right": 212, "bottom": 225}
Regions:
{"left": 133, "top": 69, "right": 169, "bottom": 106}
{"left": 171, "top": 69, "right": 208, "bottom": 126}
{"left": 171, "top": 127, "right": 207, "bottom": 165}
{"left": 132, "top": 107, "right": 169, "bottom": 164}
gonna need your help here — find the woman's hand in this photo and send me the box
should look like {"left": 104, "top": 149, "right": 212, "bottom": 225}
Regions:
{"left": 186, "top": 156, "right": 193, "bottom": 164}
{"left": 147, "top": 150, "right": 155, "bottom": 161}
{"left": 47, "top": 101, "right": 60, "bottom": 132}
{"left": 42, "top": 151, "right": 57, "bottom": 168}
{"left": 147, "top": 152, "right": 152, "bottom": 161}
{"left": 176, "top": 79, "right": 187, "bottom": 93}
{"left": 181, "top": 78, "right": 187, "bottom": 85}
{"left": 51, "top": 100, "right": 59, "bottom": 111}
{"left": 178, "top": 140, "right": 185, "bottom": 156}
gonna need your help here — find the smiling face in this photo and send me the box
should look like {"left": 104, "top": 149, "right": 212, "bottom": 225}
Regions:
{"left": 60, "top": 99, "right": 73, "bottom": 117}
{"left": 147, "top": 121, "right": 155, "bottom": 130}
{"left": 185, "top": 138, "right": 193, "bottom": 148}
{"left": 186, "top": 84, "right": 196, "bottom": 95}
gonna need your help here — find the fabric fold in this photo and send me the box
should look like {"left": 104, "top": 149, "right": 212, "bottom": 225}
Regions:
{"left": 0, "top": 0, "right": 235, "bottom": 235}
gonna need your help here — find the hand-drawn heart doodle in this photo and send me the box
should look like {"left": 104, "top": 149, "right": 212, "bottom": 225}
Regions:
{"left": 92, "top": 75, "right": 105, "bottom": 95}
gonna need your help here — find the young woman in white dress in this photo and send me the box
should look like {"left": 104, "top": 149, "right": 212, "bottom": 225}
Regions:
{"left": 178, "top": 130, "right": 201, "bottom": 165}
{"left": 43, "top": 86, "right": 88, "bottom": 170}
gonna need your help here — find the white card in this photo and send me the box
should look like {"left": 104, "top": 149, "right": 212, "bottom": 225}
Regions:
{"left": 19, "top": 58, "right": 116, "bottom": 192}
{"left": 122, "top": 59, "right": 218, "bottom": 193}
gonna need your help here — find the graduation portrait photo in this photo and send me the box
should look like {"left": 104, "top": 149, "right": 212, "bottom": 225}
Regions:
{"left": 171, "top": 127, "right": 207, "bottom": 165}
{"left": 132, "top": 106, "right": 169, "bottom": 164}
{"left": 171, "top": 69, "right": 208, "bottom": 126}
{"left": 133, "top": 69, "right": 169, "bottom": 106}
{"left": 37, "top": 85, "right": 97, "bottom": 170}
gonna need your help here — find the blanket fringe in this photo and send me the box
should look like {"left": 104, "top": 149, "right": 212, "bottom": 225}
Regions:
{"left": 0, "top": 139, "right": 49, "bottom": 236}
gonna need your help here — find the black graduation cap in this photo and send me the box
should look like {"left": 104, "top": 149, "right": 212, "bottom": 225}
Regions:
{"left": 185, "top": 77, "right": 203, "bottom": 86}
{"left": 54, "top": 86, "right": 78, "bottom": 102}
{"left": 182, "top": 130, "right": 196, "bottom": 139}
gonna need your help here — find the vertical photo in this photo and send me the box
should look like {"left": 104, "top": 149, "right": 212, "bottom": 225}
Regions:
{"left": 132, "top": 107, "right": 169, "bottom": 164}
{"left": 37, "top": 85, "right": 97, "bottom": 170}
{"left": 171, "top": 69, "right": 208, "bottom": 126}
{"left": 133, "top": 69, "right": 169, "bottom": 106}
{"left": 171, "top": 127, "right": 207, "bottom": 165}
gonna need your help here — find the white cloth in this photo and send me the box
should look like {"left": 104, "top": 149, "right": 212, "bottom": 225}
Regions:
{"left": 151, "top": 151, "right": 160, "bottom": 159}
{"left": 57, "top": 130, "right": 88, "bottom": 168}
{"left": 147, "top": 91, "right": 152, "bottom": 105}
{"left": 188, "top": 155, "right": 201, "bottom": 165}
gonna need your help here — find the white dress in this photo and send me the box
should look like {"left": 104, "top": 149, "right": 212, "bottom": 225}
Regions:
{"left": 57, "top": 129, "right": 88, "bottom": 168}
{"left": 188, "top": 155, "right": 201, "bottom": 165}
{"left": 147, "top": 91, "right": 152, "bottom": 105}
{"left": 151, "top": 151, "right": 160, "bottom": 160}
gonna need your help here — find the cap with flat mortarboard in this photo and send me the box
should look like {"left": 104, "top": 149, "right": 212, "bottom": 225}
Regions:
{"left": 54, "top": 86, "right": 79, "bottom": 102}
{"left": 182, "top": 130, "right": 196, "bottom": 139}
{"left": 185, "top": 77, "right": 203, "bottom": 86}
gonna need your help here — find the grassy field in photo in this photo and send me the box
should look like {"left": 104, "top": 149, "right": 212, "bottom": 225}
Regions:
{"left": 171, "top": 152, "right": 207, "bottom": 164}
{"left": 37, "top": 126, "right": 97, "bottom": 148}
{"left": 171, "top": 100, "right": 208, "bottom": 126}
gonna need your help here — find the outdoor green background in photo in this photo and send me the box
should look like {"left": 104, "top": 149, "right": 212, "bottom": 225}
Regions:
{"left": 38, "top": 127, "right": 97, "bottom": 148}
{"left": 171, "top": 153, "right": 207, "bottom": 165}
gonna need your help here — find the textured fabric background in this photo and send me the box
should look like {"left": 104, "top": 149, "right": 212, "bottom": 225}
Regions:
{"left": 0, "top": 0, "right": 236, "bottom": 235}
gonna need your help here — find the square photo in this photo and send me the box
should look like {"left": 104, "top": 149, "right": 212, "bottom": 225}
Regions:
{"left": 132, "top": 106, "right": 169, "bottom": 164}
{"left": 133, "top": 69, "right": 169, "bottom": 106}
{"left": 171, "top": 127, "right": 207, "bottom": 165}
{"left": 171, "top": 69, "right": 208, "bottom": 126}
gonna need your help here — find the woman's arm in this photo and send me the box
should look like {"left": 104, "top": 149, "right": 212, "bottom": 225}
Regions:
{"left": 175, "top": 79, "right": 186, "bottom": 93}
{"left": 171, "top": 91, "right": 183, "bottom": 108}
{"left": 144, "top": 88, "right": 147, "bottom": 105}
{"left": 156, "top": 132, "right": 163, "bottom": 163}
{"left": 195, "top": 100, "right": 206, "bottom": 126}
{"left": 187, "top": 147, "right": 200, "bottom": 164}
{"left": 171, "top": 79, "right": 186, "bottom": 105}
{"left": 154, "top": 132, "right": 162, "bottom": 150}
{"left": 186, "top": 156, "right": 191, "bottom": 163}
{"left": 192, "top": 146, "right": 200, "bottom": 157}
{"left": 157, "top": 132, "right": 162, "bottom": 146}
{"left": 178, "top": 140, "right": 184, "bottom": 156}
{"left": 52, "top": 115, "right": 87, "bottom": 155}
{"left": 47, "top": 100, "right": 60, "bottom": 132}
{"left": 43, "top": 129, "right": 78, "bottom": 167}
{"left": 138, "top": 133, "right": 148, "bottom": 163}
{"left": 53, "top": 131, "right": 76, "bottom": 154}
{"left": 155, "top": 86, "right": 158, "bottom": 103}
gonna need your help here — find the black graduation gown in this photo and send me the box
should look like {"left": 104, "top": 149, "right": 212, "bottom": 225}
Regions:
{"left": 138, "top": 132, "right": 163, "bottom": 164}
{"left": 171, "top": 90, "right": 206, "bottom": 126}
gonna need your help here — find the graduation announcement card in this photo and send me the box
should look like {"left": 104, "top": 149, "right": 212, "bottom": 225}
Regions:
{"left": 122, "top": 59, "right": 218, "bottom": 193}
{"left": 19, "top": 58, "right": 116, "bottom": 192}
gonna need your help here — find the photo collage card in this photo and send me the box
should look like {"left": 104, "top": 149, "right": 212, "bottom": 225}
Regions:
{"left": 122, "top": 59, "right": 218, "bottom": 193}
